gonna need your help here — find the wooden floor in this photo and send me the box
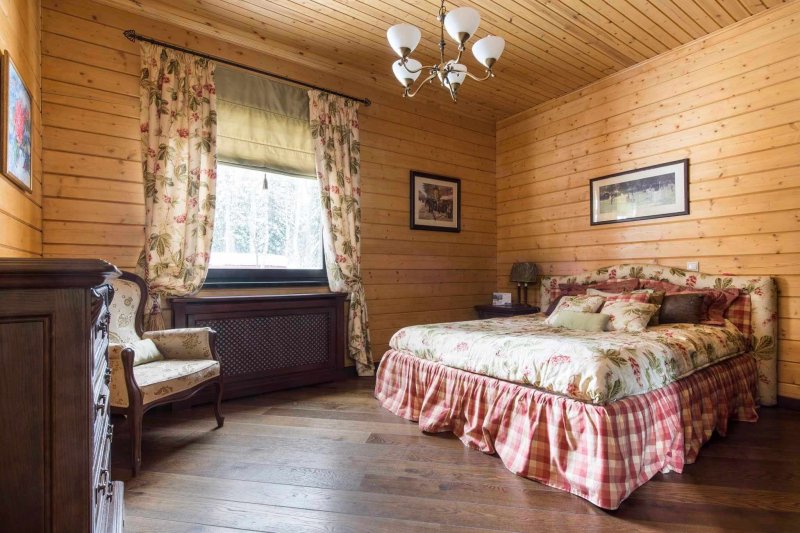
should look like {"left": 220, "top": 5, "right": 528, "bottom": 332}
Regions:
{"left": 114, "top": 378, "right": 800, "bottom": 532}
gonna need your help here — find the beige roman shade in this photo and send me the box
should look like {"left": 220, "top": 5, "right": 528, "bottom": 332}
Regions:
{"left": 216, "top": 65, "right": 315, "bottom": 177}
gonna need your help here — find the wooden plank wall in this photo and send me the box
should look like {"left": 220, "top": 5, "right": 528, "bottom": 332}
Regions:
{"left": 495, "top": 2, "right": 800, "bottom": 399}
{"left": 40, "top": 0, "right": 496, "bottom": 362}
{"left": 0, "top": 0, "right": 42, "bottom": 257}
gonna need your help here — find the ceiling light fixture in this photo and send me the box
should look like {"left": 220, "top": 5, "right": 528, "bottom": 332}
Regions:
{"left": 387, "top": 1, "right": 505, "bottom": 102}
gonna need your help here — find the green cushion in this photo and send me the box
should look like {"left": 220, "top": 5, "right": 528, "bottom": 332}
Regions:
{"left": 131, "top": 338, "right": 165, "bottom": 366}
{"left": 549, "top": 310, "right": 610, "bottom": 332}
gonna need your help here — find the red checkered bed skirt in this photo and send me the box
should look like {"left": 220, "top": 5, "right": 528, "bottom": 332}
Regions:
{"left": 374, "top": 350, "right": 759, "bottom": 510}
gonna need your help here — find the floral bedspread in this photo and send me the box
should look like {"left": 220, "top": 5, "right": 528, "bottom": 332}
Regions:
{"left": 389, "top": 315, "right": 747, "bottom": 404}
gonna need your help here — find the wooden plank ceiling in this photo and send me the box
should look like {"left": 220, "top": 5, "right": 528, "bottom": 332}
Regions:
{"left": 94, "top": 0, "right": 789, "bottom": 120}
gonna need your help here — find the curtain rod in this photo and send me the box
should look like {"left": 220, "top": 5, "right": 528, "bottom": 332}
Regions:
{"left": 123, "top": 29, "right": 372, "bottom": 107}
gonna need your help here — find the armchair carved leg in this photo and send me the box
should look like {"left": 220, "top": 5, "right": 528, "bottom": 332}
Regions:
{"left": 130, "top": 406, "right": 143, "bottom": 476}
{"left": 213, "top": 378, "right": 225, "bottom": 428}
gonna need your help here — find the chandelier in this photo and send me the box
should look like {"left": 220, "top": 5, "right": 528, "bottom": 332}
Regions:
{"left": 386, "top": 1, "right": 505, "bottom": 102}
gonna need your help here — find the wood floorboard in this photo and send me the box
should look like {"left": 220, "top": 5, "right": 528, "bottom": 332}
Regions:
{"left": 115, "top": 377, "right": 800, "bottom": 532}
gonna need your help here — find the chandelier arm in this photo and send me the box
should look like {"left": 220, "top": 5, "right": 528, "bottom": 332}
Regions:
{"left": 465, "top": 70, "right": 493, "bottom": 82}
{"left": 406, "top": 72, "right": 439, "bottom": 98}
{"left": 401, "top": 60, "right": 439, "bottom": 74}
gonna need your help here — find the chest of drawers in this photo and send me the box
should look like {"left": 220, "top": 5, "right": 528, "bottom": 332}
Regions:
{"left": 0, "top": 259, "right": 124, "bottom": 532}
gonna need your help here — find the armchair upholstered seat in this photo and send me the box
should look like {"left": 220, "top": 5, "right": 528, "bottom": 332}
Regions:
{"left": 108, "top": 272, "right": 224, "bottom": 475}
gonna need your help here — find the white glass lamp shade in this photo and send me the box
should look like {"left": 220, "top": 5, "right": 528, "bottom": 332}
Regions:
{"left": 445, "top": 63, "right": 468, "bottom": 89}
{"left": 472, "top": 35, "right": 505, "bottom": 68}
{"left": 387, "top": 24, "right": 421, "bottom": 58}
{"left": 444, "top": 7, "right": 480, "bottom": 45}
{"left": 392, "top": 59, "right": 422, "bottom": 87}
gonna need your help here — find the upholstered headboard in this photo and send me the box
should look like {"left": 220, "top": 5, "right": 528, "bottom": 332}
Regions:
{"left": 539, "top": 264, "right": 778, "bottom": 405}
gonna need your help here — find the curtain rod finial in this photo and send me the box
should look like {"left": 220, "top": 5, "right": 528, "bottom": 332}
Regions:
{"left": 363, "top": 98, "right": 372, "bottom": 107}
{"left": 123, "top": 30, "right": 137, "bottom": 42}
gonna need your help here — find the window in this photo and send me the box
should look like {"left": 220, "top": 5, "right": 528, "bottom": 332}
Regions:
{"left": 205, "top": 163, "right": 326, "bottom": 286}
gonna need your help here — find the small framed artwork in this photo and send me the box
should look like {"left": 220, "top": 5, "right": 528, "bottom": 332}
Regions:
{"left": 2, "top": 50, "right": 33, "bottom": 192}
{"left": 590, "top": 159, "right": 689, "bottom": 226}
{"left": 492, "top": 292, "right": 512, "bottom": 306}
{"left": 410, "top": 170, "right": 461, "bottom": 232}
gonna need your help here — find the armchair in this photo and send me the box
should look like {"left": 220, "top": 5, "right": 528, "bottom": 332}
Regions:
{"left": 108, "top": 271, "right": 224, "bottom": 475}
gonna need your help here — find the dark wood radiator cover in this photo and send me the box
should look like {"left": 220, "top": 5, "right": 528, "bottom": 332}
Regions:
{"left": 171, "top": 293, "right": 348, "bottom": 400}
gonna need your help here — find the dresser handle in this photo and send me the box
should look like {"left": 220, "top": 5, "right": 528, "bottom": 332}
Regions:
{"left": 104, "top": 367, "right": 112, "bottom": 385}
{"left": 106, "top": 423, "right": 114, "bottom": 442}
{"left": 105, "top": 481, "right": 115, "bottom": 501}
{"left": 95, "top": 394, "right": 107, "bottom": 416}
{"left": 95, "top": 469, "right": 109, "bottom": 494}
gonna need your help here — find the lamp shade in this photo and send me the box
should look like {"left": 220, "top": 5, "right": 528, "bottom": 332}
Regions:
{"left": 392, "top": 59, "right": 422, "bottom": 87}
{"left": 445, "top": 63, "right": 467, "bottom": 89}
{"left": 444, "top": 7, "right": 480, "bottom": 45}
{"left": 472, "top": 35, "right": 505, "bottom": 68}
{"left": 510, "top": 262, "right": 538, "bottom": 283}
{"left": 387, "top": 24, "right": 421, "bottom": 58}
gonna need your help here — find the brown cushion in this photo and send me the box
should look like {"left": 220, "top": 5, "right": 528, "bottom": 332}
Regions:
{"left": 659, "top": 293, "right": 705, "bottom": 324}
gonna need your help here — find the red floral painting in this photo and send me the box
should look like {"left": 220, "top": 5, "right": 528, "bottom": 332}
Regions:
{"left": 3, "top": 52, "right": 32, "bottom": 190}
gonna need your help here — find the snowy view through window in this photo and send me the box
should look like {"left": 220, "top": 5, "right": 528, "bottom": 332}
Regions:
{"left": 210, "top": 164, "right": 323, "bottom": 270}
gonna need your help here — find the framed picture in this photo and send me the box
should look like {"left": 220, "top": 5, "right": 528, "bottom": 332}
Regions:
{"left": 410, "top": 170, "right": 461, "bottom": 232}
{"left": 2, "top": 50, "right": 33, "bottom": 192}
{"left": 590, "top": 159, "right": 689, "bottom": 225}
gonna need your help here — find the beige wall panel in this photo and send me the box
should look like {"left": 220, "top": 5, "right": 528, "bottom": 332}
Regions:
{"left": 0, "top": 0, "right": 43, "bottom": 256}
{"left": 496, "top": 3, "right": 800, "bottom": 399}
{"left": 41, "top": 0, "right": 496, "bottom": 366}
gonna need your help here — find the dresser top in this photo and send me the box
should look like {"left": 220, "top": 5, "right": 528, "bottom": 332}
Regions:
{"left": 0, "top": 258, "right": 120, "bottom": 289}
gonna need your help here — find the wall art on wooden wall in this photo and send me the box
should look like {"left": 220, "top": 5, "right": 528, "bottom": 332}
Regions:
{"left": 2, "top": 50, "right": 33, "bottom": 192}
{"left": 590, "top": 159, "right": 689, "bottom": 225}
{"left": 410, "top": 170, "right": 461, "bottom": 232}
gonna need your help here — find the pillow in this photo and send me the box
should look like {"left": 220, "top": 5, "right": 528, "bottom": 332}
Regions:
{"left": 547, "top": 278, "right": 639, "bottom": 314}
{"left": 647, "top": 291, "right": 666, "bottom": 325}
{"left": 130, "top": 338, "right": 164, "bottom": 366}
{"left": 705, "top": 288, "right": 740, "bottom": 325}
{"left": 545, "top": 295, "right": 606, "bottom": 325}
{"left": 548, "top": 311, "right": 609, "bottom": 332}
{"left": 605, "top": 292, "right": 651, "bottom": 304}
{"left": 601, "top": 301, "right": 660, "bottom": 332}
{"left": 587, "top": 288, "right": 652, "bottom": 304}
{"left": 659, "top": 293, "right": 705, "bottom": 324}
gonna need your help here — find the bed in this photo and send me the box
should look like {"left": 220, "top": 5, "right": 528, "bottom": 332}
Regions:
{"left": 374, "top": 264, "right": 778, "bottom": 509}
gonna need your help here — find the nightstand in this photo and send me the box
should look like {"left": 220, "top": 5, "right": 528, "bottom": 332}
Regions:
{"left": 475, "top": 304, "right": 540, "bottom": 319}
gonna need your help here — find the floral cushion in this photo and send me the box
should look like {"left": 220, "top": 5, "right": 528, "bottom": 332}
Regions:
{"left": 109, "top": 278, "right": 142, "bottom": 345}
{"left": 539, "top": 264, "right": 778, "bottom": 405}
{"left": 135, "top": 359, "right": 220, "bottom": 406}
{"left": 602, "top": 301, "right": 660, "bottom": 332}
{"left": 131, "top": 338, "right": 164, "bottom": 366}
{"left": 545, "top": 295, "right": 605, "bottom": 325}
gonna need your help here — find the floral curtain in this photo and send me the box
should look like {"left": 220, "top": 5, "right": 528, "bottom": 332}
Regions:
{"left": 138, "top": 43, "right": 217, "bottom": 329}
{"left": 308, "top": 90, "right": 374, "bottom": 376}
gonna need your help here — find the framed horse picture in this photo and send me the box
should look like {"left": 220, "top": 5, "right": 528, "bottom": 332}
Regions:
{"left": 410, "top": 170, "right": 461, "bottom": 232}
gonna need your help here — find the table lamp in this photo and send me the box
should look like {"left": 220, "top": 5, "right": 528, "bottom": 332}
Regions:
{"left": 510, "top": 262, "right": 538, "bottom": 306}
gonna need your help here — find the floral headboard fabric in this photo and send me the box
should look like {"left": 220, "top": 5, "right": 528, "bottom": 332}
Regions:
{"left": 539, "top": 264, "right": 778, "bottom": 405}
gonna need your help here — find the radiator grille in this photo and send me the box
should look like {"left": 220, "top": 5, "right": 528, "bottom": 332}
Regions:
{"left": 196, "top": 313, "right": 330, "bottom": 376}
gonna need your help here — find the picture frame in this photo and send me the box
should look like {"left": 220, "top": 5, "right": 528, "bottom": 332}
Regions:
{"left": 410, "top": 170, "right": 461, "bottom": 232}
{"left": 2, "top": 50, "right": 33, "bottom": 192}
{"left": 590, "top": 159, "right": 689, "bottom": 226}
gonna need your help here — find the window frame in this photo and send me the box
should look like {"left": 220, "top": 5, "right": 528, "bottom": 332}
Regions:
{"left": 205, "top": 163, "right": 328, "bottom": 288}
